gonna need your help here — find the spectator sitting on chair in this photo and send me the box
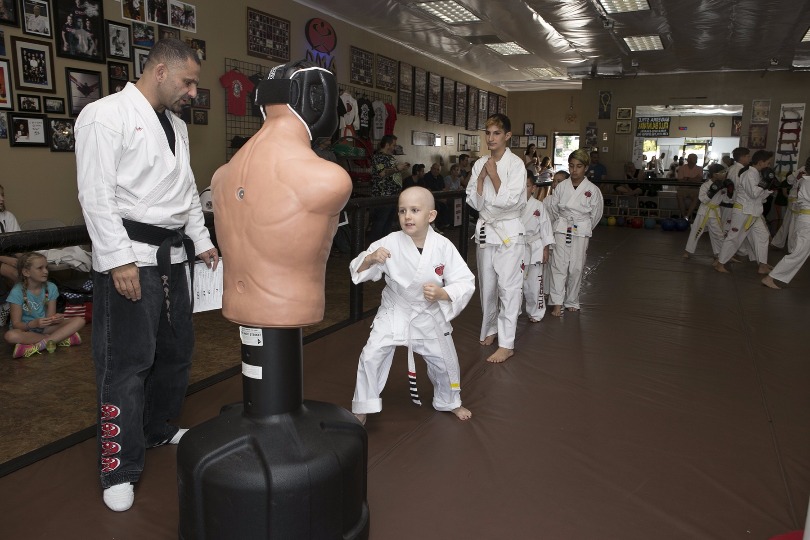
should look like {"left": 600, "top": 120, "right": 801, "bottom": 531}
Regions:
{"left": 423, "top": 162, "right": 450, "bottom": 229}
{"left": 615, "top": 162, "right": 643, "bottom": 196}
{"left": 444, "top": 164, "right": 463, "bottom": 191}
{"left": 403, "top": 163, "right": 425, "bottom": 189}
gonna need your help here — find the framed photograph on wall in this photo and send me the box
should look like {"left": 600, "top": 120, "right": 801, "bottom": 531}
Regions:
{"left": 49, "top": 117, "right": 75, "bottom": 151}
{"left": 192, "top": 87, "right": 209, "bottom": 108}
{"left": 11, "top": 36, "right": 56, "bottom": 93}
{"left": 413, "top": 66, "right": 426, "bottom": 119}
{"left": 146, "top": 0, "right": 169, "bottom": 26}
{"left": 616, "top": 120, "right": 632, "bottom": 134}
{"left": 0, "top": 28, "right": 5, "bottom": 56}
{"left": 122, "top": 0, "right": 145, "bottom": 22}
{"left": 0, "top": 0, "right": 19, "bottom": 26}
{"left": 0, "top": 112, "right": 8, "bottom": 138}
{"left": 617, "top": 107, "right": 632, "bottom": 120}
{"left": 440, "top": 77, "right": 454, "bottom": 125}
{"left": 133, "top": 47, "right": 149, "bottom": 78}
{"left": 8, "top": 112, "right": 48, "bottom": 146}
{"left": 426, "top": 72, "right": 440, "bottom": 123}
{"left": 536, "top": 135, "right": 548, "bottom": 149}
{"left": 105, "top": 20, "right": 131, "bottom": 60}
{"left": 376, "top": 54, "right": 396, "bottom": 92}
{"left": 466, "top": 86, "right": 478, "bottom": 131}
{"left": 108, "top": 61, "right": 130, "bottom": 81}
{"left": 21, "top": 0, "right": 53, "bottom": 38}
{"left": 157, "top": 25, "right": 179, "bottom": 40}
{"left": 168, "top": 0, "right": 196, "bottom": 33}
{"left": 192, "top": 109, "right": 207, "bottom": 125}
{"left": 185, "top": 38, "right": 205, "bottom": 61}
{"left": 0, "top": 59, "right": 14, "bottom": 109}
{"left": 44, "top": 96, "right": 65, "bottom": 113}
{"left": 523, "top": 122, "right": 534, "bottom": 136}
{"left": 55, "top": 0, "right": 104, "bottom": 63}
{"left": 454, "top": 81, "right": 466, "bottom": 128}
{"left": 132, "top": 21, "right": 155, "bottom": 48}
{"left": 751, "top": 99, "right": 770, "bottom": 124}
{"left": 349, "top": 46, "right": 373, "bottom": 88}
{"left": 18, "top": 93, "right": 41, "bottom": 112}
{"left": 246, "top": 8, "right": 289, "bottom": 62}
{"left": 66, "top": 67, "right": 102, "bottom": 116}
{"left": 397, "top": 61, "right": 413, "bottom": 116}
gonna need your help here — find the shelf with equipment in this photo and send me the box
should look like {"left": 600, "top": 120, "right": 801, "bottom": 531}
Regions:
{"left": 602, "top": 192, "right": 679, "bottom": 220}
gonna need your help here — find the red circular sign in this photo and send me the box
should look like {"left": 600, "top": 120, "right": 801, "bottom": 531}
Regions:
{"left": 306, "top": 18, "right": 337, "bottom": 54}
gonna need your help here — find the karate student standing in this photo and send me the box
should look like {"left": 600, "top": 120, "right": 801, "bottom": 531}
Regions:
{"left": 521, "top": 172, "right": 554, "bottom": 322}
{"left": 350, "top": 187, "right": 475, "bottom": 424}
{"left": 683, "top": 164, "right": 730, "bottom": 260}
{"left": 762, "top": 166, "right": 810, "bottom": 289}
{"left": 466, "top": 113, "right": 526, "bottom": 363}
{"left": 547, "top": 149, "right": 604, "bottom": 316}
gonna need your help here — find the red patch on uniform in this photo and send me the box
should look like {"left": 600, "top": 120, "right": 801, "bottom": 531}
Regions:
{"left": 435, "top": 264, "right": 444, "bottom": 276}
{"left": 731, "top": 227, "right": 739, "bottom": 232}
{"left": 101, "top": 441, "right": 121, "bottom": 457}
{"left": 521, "top": 262, "right": 525, "bottom": 271}
{"left": 101, "top": 404, "right": 120, "bottom": 421}
{"left": 585, "top": 191, "right": 592, "bottom": 197}
{"left": 101, "top": 457, "right": 120, "bottom": 473}
{"left": 101, "top": 422, "right": 120, "bottom": 439}
{"left": 533, "top": 209, "right": 540, "bottom": 217}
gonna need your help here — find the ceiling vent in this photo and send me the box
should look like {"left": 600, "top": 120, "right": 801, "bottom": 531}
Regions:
{"left": 464, "top": 35, "right": 503, "bottom": 45}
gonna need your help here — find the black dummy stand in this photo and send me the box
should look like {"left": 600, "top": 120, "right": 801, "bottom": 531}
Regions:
{"left": 177, "top": 328, "right": 369, "bottom": 540}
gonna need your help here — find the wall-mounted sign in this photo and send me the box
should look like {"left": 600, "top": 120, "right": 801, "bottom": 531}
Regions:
{"left": 636, "top": 116, "right": 671, "bottom": 137}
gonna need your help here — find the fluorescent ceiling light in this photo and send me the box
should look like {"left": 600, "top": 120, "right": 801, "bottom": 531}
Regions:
{"left": 486, "top": 42, "right": 530, "bottom": 55}
{"left": 598, "top": 0, "right": 651, "bottom": 13}
{"left": 415, "top": 1, "right": 480, "bottom": 24}
{"left": 623, "top": 35, "right": 664, "bottom": 52}
{"left": 525, "top": 67, "right": 565, "bottom": 79}
{"left": 802, "top": 28, "right": 810, "bottom": 42}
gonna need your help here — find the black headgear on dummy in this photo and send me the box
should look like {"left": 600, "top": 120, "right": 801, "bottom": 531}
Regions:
{"left": 255, "top": 60, "right": 338, "bottom": 140}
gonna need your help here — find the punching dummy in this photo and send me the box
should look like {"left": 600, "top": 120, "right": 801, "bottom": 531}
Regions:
{"left": 212, "top": 61, "right": 352, "bottom": 326}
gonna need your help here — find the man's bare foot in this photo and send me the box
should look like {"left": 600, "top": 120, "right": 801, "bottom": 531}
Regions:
{"left": 451, "top": 406, "right": 472, "bottom": 420}
{"left": 551, "top": 306, "right": 563, "bottom": 317}
{"left": 480, "top": 334, "right": 496, "bottom": 346}
{"left": 487, "top": 347, "right": 514, "bottom": 363}
{"left": 714, "top": 261, "right": 729, "bottom": 273}
{"left": 354, "top": 413, "right": 367, "bottom": 425}
{"left": 682, "top": 251, "right": 690, "bottom": 259}
{"left": 566, "top": 307, "right": 579, "bottom": 312}
{"left": 761, "top": 275, "right": 780, "bottom": 289}
{"left": 757, "top": 263, "right": 774, "bottom": 274}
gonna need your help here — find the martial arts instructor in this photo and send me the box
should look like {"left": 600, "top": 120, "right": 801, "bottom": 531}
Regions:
{"left": 75, "top": 39, "right": 218, "bottom": 512}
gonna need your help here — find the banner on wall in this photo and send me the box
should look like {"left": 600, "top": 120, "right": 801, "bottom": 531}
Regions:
{"left": 774, "top": 103, "right": 805, "bottom": 180}
{"left": 636, "top": 116, "right": 671, "bottom": 137}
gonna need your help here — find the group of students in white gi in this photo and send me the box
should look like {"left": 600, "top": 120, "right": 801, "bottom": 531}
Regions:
{"left": 682, "top": 146, "right": 810, "bottom": 289}
{"left": 349, "top": 113, "right": 603, "bottom": 425}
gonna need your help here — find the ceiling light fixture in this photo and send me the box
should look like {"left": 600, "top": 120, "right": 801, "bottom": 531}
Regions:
{"left": 598, "top": 0, "right": 651, "bottom": 13}
{"left": 525, "top": 67, "right": 565, "bottom": 79}
{"left": 486, "top": 42, "right": 530, "bottom": 55}
{"left": 623, "top": 35, "right": 664, "bottom": 52}
{"left": 802, "top": 27, "right": 810, "bottom": 42}
{"left": 414, "top": 1, "right": 481, "bottom": 24}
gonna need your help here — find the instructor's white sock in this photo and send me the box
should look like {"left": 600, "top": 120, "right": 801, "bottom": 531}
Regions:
{"left": 169, "top": 428, "right": 188, "bottom": 445}
{"left": 103, "top": 483, "right": 134, "bottom": 512}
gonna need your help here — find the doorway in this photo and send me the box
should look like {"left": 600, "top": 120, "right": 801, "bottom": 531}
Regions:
{"left": 552, "top": 132, "right": 580, "bottom": 171}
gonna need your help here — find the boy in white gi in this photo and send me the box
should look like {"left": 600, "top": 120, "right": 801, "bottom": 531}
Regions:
{"left": 547, "top": 149, "right": 604, "bottom": 316}
{"left": 771, "top": 156, "right": 809, "bottom": 252}
{"left": 715, "top": 150, "right": 776, "bottom": 274}
{"left": 762, "top": 164, "right": 810, "bottom": 289}
{"left": 351, "top": 187, "right": 475, "bottom": 424}
{"left": 683, "top": 164, "right": 730, "bottom": 260}
{"left": 466, "top": 113, "right": 526, "bottom": 363}
{"left": 521, "top": 172, "right": 554, "bottom": 322}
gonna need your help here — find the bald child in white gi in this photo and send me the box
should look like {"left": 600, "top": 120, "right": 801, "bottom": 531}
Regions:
{"left": 351, "top": 187, "right": 475, "bottom": 423}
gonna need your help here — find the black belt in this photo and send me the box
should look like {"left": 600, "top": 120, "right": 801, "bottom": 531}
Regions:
{"left": 121, "top": 218, "right": 195, "bottom": 329}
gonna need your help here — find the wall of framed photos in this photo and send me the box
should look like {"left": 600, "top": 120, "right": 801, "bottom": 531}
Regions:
{"left": 0, "top": 0, "right": 504, "bottom": 225}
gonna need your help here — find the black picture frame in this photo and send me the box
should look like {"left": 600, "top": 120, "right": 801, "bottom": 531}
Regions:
{"left": 131, "top": 20, "right": 154, "bottom": 48}
{"left": 0, "top": 0, "right": 19, "bottom": 27}
{"left": 107, "top": 75, "right": 126, "bottom": 94}
{"left": 54, "top": 0, "right": 105, "bottom": 63}
{"left": 523, "top": 122, "right": 534, "bottom": 136}
{"left": 105, "top": 19, "right": 131, "bottom": 60}
{"left": 17, "top": 93, "right": 41, "bottom": 112}
{"left": 426, "top": 72, "right": 440, "bottom": 124}
{"left": 349, "top": 46, "right": 373, "bottom": 88}
{"left": 375, "top": 54, "right": 396, "bottom": 92}
{"left": 0, "top": 59, "right": 14, "bottom": 110}
{"left": 48, "top": 116, "right": 74, "bottom": 151}
{"left": 246, "top": 8, "right": 289, "bottom": 63}
{"left": 146, "top": 0, "right": 169, "bottom": 26}
{"left": 156, "top": 25, "right": 178, "bottom": 40}
{"left": 107, "top": 60, "right": 129, "bottom": 81}
{"left": 66, "top": 66, "right": 101, "bottom": 116}
{"left": 192, "top": 109, "right": 207, "bottom": 125}
{"left": 191, "top": 87, "right": 209, "bottom": 109}
{"left": 185, "top": 37, "right": 205, "bottom": 61}
{"left": 8, "top": 111, "right": 48, "bottom": 146}
{"left": 43, "top": 95, "right": 64, "bottom": 113}
{"left": 133, "top": 46, "right": 149, "bottom": 78}
{"left": 21, "top": 0, "right": 53, "bottom": 38}
{"left": 397, "top": 61, "right": 412, "bottom": 116}
{"left": 11, "top": 36, "right": 56, "bottom": 93}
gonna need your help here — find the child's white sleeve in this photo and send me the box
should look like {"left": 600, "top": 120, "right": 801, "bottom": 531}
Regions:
{"left": 436, "top": 247, "right": 475, "bottom": 322}
{"left": 349, "top": 241, "right": 386, "bottom": 284}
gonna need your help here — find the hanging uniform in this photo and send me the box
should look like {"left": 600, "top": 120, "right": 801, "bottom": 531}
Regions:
{"left": 466, "top": 148, "right": 526, "bottom": 348}
{"left": 350, "top": 228, "right": 475, "bottom": 414}
{"left": 685, "top": 178, "right": 727, "bottom": 257}
{"left": 547, "top": 177, "right": 603, "bottom": 310}
{"left": 520, "top": 196, "right": 554, "bottom": 321}
{"left": 339, "top": 91, "right": 359, "bottom": 136}
{"left": 371, "top": 99, "right": 387, "bottom": 140}
{"left": 356, "top": 96, "right": 373, "bottom": 139}
{"left": 717, "top": 166, "right": 771, "bottom": 265}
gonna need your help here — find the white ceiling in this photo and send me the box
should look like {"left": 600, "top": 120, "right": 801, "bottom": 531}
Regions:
{"left": 291, "top": 0, "right": 810, "bottom": 92}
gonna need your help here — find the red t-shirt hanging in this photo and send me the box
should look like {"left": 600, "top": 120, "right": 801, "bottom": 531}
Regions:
{"left": 384, "top": 102, "right": 397, "bottom": 136}
{"left": 219, "top": 70, "right": 255, "bottom": 117}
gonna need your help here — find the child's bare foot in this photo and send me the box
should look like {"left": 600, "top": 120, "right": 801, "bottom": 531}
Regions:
{"left": 566, "top": 307, "right": 579, "bottom": 312}
{"left": 487, "top": 347, "right": 513, "bottom": 363}
{"left": 714, "top": 261, "right": 729, "bottom": 273}
{"left": 682, "top": 251, "right": 690, "bottom": 259}
{"left": 528, "top": 317, "right": 541, "bottom": 323}
{"left": 480, "top": 334, "right": 496, "bottom": 346}
{"left": 757, "top": 263, "right": 773, "bottom": 274}
{"left": 354, "top": 413, "right": 367, "bottom": 425}
{"left": 761, "top": 275, "right": 780, "bottom": 289}
{"left": 550, "top": 306, "right": 563, "bottom": 317}
{"left": 451, "top": 406, "right": 472, "bottom": 420}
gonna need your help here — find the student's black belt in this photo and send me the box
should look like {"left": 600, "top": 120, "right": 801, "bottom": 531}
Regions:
{"left": 121, "top": 218, "right": 195, "bottom": 328}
